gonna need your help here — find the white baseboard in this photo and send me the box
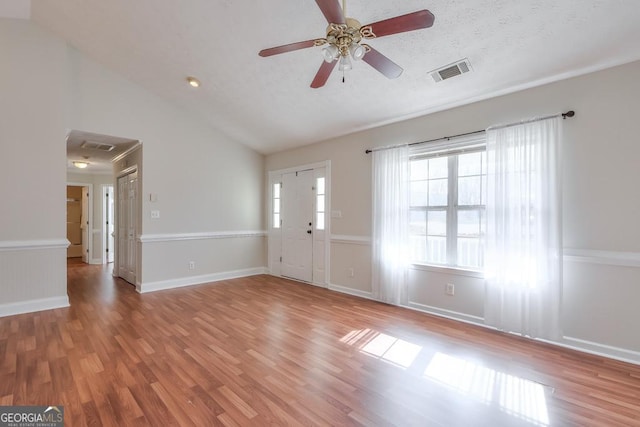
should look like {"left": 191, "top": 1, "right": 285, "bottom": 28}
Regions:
{"left": 407, "top": 301, "right": 486, "bottom": 326}
{"left": 139, "top": 267, "right": 268, "bottom": 293}
{"left": 408, "top": 302, "right": 640, "bottom": 366}
{"left": 328, "top": 283, "right": 376, "bottom": 301}
{"left": 558, "top": 336, "right": 640, "bottom": 366}
{"left": 0, "top": 296, "right": 70, "bottom": 318}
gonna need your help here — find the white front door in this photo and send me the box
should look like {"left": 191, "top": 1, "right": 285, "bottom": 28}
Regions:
{"left": 117, "top": 171, "right": 137, "bottom": 284}
{"left": 281, "top": 170, "right": 314, "bottom": 282}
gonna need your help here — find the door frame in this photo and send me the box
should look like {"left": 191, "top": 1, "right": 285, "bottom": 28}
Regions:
{"left": 267, "top": 160, "right": 331, "bottom": 287}
{"left": 67, "top": 181, "right": 94, "bottom": 264}
{"left": 102, "top": 184, "right": 115, "bottom": 264}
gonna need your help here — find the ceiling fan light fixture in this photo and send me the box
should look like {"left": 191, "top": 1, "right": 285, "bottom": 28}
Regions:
{"left": 322, "top": 45, "right": 339, "bottom": 62}
{"left": 349, "top": 44, "right": 366, "bottom": 61}
{"left": 338, "top": 55, "right": 352, "bottom": 71}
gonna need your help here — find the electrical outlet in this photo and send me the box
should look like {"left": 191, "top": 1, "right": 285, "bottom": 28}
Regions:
{"left": 189, "top": 261, "right": 195, "bottom": 270}
{"left": 151, "top": 210, "right": 160, "bottom": 219}
{"left": 446, "top": 283, "right": 455, "bottom": 296}
{"left": 347, "top": 267, "right": 355, "bottom": 278}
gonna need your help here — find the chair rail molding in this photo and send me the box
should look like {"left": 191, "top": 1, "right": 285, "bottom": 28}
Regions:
{"left": 330, "top": 235, "right": 371, "bottom": 245}
{"left": 138, "top": 230, "right": 267, "bottom": 243}
{"left": 563, "top": 248, "right": 640, "bottom": 268}
{"left": 0, "top": 239, "right": 70, "bottom": 252}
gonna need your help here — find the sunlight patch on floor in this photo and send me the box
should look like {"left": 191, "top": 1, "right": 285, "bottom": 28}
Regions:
{"left": 340, "top": 328, "right": 422, "bottom": 369}
{"left": 340, "top": 329, "right": 550, "bottom": 426}
{"left": 424, "top": 352, "right": 550, "bottom": 426}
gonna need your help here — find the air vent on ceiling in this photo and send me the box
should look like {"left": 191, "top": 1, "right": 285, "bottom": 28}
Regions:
{"left": 430, "top": 58, "right": 472, "bottom": 83}
{"left": 81, "top": 140, "right": 115, "bottom": 152}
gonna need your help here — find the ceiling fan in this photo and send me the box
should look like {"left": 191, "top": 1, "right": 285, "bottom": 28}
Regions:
{"left": 259, "top": 0, "right": 435, "bottom": 88}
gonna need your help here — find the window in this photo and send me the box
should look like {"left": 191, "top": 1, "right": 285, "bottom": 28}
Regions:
{"left": 272, "top": 182, "right": 281, "bottom": 229}
{"left": 409, "top": 141, "right": 486, "bottom": 269}
{"left": 315, "top": 177, "right": 326, "bottom": 230}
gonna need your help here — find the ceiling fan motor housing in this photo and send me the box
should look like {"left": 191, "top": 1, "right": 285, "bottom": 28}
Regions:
{"left": 325, "top": 18, "right": 364, "bottom": 58}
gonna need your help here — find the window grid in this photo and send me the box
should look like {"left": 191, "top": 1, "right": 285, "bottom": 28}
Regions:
{"left": 272, "top": 182, "right": 281, "bottom": 229}
{"left": 316, "top": 177, "right": 326, "bottom": 230}
{"left": 410, "top": 150, "right": 486, "bottom": 269}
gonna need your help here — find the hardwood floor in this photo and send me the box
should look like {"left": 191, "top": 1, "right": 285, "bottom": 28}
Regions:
{"left": 1, "top": 262, "right": 639, "bottom": 426}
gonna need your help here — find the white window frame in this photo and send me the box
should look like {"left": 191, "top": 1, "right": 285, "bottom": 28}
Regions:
{"left": 409, "top": 134, "right": 486, "bottom": 272}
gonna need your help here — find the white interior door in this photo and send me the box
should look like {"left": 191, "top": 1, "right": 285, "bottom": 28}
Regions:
{"left": 281, "top": 170, "right": 313, "bottom": 282}
{"left": 117, "top": 171, "right": 137, "bottom": 284}
{"left": 81, "top": 187, "right": 89, "bottom": 263}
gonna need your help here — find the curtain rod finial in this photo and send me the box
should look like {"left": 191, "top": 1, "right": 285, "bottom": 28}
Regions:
{"left": 562, "top": 110, "right": 575, "bottom": 119}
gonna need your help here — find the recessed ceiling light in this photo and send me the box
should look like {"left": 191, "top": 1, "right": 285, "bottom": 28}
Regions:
{"left": 186, "top": 77, "right": 200, "bottom": 88}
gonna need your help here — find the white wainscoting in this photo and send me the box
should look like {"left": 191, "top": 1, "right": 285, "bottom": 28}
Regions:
{"left": 0, "top": 239, "right": 70, "bottom": 317}
{"left": 138, "top": 230, "right": 267, "bottom": 293}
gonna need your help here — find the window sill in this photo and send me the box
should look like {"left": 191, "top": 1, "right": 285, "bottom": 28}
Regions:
{"left": 409, "top": 263, "right": 485, "bottom": 279}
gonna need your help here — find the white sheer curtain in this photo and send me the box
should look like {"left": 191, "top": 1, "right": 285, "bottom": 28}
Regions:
{"left": 485, "top": 116, "right": 562, "bottom": 340}
{"left": 372, "top": 145, "right": 409, "bottom": 305}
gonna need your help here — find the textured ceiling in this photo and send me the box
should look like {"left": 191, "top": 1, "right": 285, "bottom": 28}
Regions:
{"left": 24, "top": 1, "right": 640, "bottom": 154}
{"left": 66, "top": 130, "right": 138, "bottom": 174}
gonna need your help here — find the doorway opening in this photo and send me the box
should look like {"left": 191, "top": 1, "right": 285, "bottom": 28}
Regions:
{"left": 66, "top": 184, "right": 92, "bottom": 263}
{"left": 66, "top": 129, "right": 141, "bottom": 290}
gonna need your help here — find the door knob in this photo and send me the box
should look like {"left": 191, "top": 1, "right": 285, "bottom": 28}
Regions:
{"left": 307, "top": 230, "right": 312, "bottom": 234}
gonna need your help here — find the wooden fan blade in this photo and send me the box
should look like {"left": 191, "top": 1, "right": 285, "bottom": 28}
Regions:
{"left": 259, "top": 40, "right": 317, "bottom": 57}
{"left": 365, "top": 10, "right": 435, "bottom": 38}
{"left": 362, "top": 46, "right": 403, "bottom": 79}
{"left": 311, "top": 60, "right": 338, "bottom": 88}
{"left": 315, "top": 0, "right": 345, "bottom": 24}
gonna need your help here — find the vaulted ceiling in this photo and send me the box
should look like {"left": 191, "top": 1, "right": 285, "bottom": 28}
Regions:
{"left": 16, "top": 1, "right": 640, "bottom": 154}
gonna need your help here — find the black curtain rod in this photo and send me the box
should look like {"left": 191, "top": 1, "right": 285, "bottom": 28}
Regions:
{"left": 365, "top": 110, "right": 575, "bottom": 154}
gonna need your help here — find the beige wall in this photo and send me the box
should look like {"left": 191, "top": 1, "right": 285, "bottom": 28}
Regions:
{"left": 0, "top": 18, "right": 69, "bottom": 314}
{"left": 0, "top": 18, "right": 67, "bottom": 241}
{"left": 1, "top": 18, "right": 265, "bottom": 314}
{"left": 266, "top": 60, "right": 640, "bottom": 364}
